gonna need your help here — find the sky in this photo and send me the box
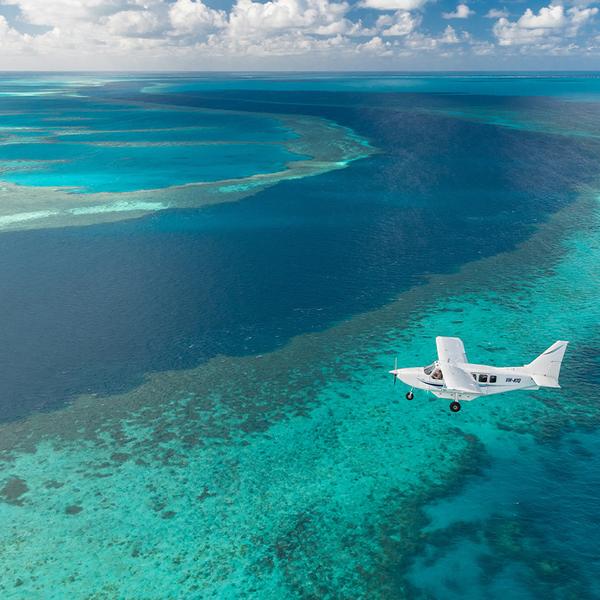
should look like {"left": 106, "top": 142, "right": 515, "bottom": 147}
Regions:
{"left": 0, "top": 0, "right": 598, "bottom": 70}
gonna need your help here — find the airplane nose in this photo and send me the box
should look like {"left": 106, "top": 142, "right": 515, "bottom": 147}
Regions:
{"left": 390, "top": 367, "right": 415, "bottom": 385}
{"left": 391, "top": 367, "right": 411, "bottom": 375}
{"left": 389, "top": 367, "right": 409, "bottom": 376}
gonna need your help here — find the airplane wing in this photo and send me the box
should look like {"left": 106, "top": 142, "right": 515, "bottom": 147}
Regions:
{"left": 436, "top": 336, "right": 468, "bottom": 365}
{"left": 441, "top": 363, "right": 481, "bottom": 394}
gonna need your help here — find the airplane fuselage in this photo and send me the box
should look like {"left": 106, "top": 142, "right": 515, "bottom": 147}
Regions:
{"left": 392, "top": 338, "right": 568, "bottom": 411}
{"left": 395, "top": 361, "right": 539, "bottom": 401}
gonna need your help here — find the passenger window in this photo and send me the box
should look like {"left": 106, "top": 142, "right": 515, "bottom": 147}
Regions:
{"left": 478, "top": 374, "right": 488, "bottom": 383}
{"left": 490, "top": 375, "right": 497, "bottom": 383}
{"left": 472, "top": 373, "right": 477, "bottom": 380}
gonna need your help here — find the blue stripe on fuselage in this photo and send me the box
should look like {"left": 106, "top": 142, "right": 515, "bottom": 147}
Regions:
{"left": 417, "top": 378, "right": 444, "bottom": 388}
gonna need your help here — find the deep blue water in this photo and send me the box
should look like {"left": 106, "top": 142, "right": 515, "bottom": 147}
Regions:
{"left": 139, "top": 72, "right": 600, "bottom": 100}
{"left": 0, "top": 79, "right": 599, "bottom": 418}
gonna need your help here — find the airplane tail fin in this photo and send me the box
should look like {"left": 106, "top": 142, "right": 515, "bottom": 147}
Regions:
{"left": 524, "top": 341, "right": 569, "bottom": 388}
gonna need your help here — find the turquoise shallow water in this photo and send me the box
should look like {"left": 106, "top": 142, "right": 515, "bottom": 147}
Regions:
{"left": 1, "top": 141, "right": 304, "bottom": 193}
{"left": 0, "top": 74, "right": 599, "bottom": 598}
{"left": 0, "top": 97, "right": 307, "bottom": 193}
{"left": 410, "top": 428, "right": 600, "bottom": 599}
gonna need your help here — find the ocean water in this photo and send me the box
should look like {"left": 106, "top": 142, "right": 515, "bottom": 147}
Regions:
{"left": 140, "top": 71, "right": 600, "bottom": 100}
{"left": 0, "top": 98, "right": 306, "bottom": 193}
{"left": 0, "top": 73, "right": 599, "bottom": 599}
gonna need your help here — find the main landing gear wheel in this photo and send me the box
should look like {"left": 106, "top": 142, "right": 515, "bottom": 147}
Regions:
{"left": 406, "top": 391, "right": 414, "bottom": 401}
{"left": 449, "top": 401, "right": 461, "bottom": 413}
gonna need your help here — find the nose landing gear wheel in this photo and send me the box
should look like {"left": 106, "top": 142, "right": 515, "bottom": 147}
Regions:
{"left": 406, "top": 391, "right": 414, "bottom": 400}
{"left": 449, "top": 401, "right": 461, "bottom": 412}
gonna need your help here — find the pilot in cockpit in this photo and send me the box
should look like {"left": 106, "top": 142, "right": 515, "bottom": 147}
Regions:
{"left": 424, "top": 363, "right": 444, "bottom": 380}
{"left": 431, "top": 368, "right": 443, "bottom": 380}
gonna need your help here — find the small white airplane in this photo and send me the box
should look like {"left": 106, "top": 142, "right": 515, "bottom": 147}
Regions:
{"left": 390, "top": 336, "right": 568, "bottom": 412}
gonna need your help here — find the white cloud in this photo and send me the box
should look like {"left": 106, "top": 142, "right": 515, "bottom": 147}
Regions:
{"left": 0, "top": 14, "right": 29, "bottom": 48}
{"left": 566, "top": 6, "right": 598, "bottom": 35}
{"left": 518, "top": 5, "right": 565, "bottom": 28}
{"left": 401, "top": 25, "right": 466, "bottom": 51}
{"left": 493, "top": 3, "right": 598, "bottom": 47}
{"left": 443, "top": 4, "right": 474, "bottom": 19}
{"left": 493, "top": 19, "right": 546, "bottom": 46}
{"left": 0, "top": 0, "right": 460, "bottom": 66}
{"left": 1, "top": 0, "right": 162, "bottom": 27}
{"left": 485, "top": 8, "right": 508, "bottom": 19}
{"left": 208, "top": 30, "right": 350, "bottom": 57}
{"left": 227, "top": 0, "right": 350, "bottom": 38}
{"left": 360, "top": 0, "right": 428, "bottom": 11}
{"left": 0, "top": 0, "right": 597, "bottom": 68}
{"left": 313, "top": 18, "right": 376, "bottom": 36}
{"left": 378, "top": 10, "right": 420, "bottom": 36}
{"left": 169, "top": 0, "right": 227, "bottom": 35}
{"left": 472, "top": 40, "right": 494, "bottom": 54}
{"left": 190, "top": 0, "right": 378, "bottom": 57}
{"left": 356, "top": 35, "right": 393, "bottom": 55}
{"left": 440, "top": 24, "right": 459, "bottom": 43}
{"left": 105, "top": 10, "right": 162, "bottom": 37}
{"left": 404, "top": 31, "right": 437, "bottom": 50}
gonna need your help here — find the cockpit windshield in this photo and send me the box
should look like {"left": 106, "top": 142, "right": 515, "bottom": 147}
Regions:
{"left": 424, "top": 363, "right": 435, "bottom": 375}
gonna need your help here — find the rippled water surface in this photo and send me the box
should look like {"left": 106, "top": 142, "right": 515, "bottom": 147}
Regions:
{"left": 0, "top": 73, "right": 599, "bottom": 599}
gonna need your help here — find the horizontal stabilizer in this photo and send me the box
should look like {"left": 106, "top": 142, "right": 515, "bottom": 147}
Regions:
{"left": 525, "top": 341, "right": 569, "bottom": 388}
{"left": 530, "top": 373, "right": 562, "bottom": 388}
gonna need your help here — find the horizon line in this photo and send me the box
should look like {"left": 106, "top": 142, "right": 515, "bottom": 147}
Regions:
{"left": 1, "top": 69, "right": 600, "bottom": 74}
